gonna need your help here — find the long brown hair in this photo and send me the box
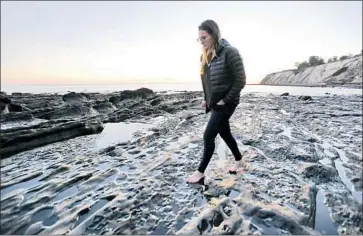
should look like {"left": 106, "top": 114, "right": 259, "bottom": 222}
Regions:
{"left": 199, "top": 20, "right": 222, "bottom": 75}
{"left": 198, "top": 20, "right": 221, "bottom": 44}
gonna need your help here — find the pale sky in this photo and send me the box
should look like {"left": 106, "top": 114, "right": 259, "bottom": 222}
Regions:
{"left": 1, "top": 1, "right": 362, "bottom": 85}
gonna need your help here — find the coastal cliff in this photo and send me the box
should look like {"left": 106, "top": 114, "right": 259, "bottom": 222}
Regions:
{"left": 260, "top": 54, "right": 362, "bottom": 87}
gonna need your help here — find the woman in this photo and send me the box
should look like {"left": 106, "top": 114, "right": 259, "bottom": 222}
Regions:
{"left": 186, "top": 20, "right": 246, "bottom": 184}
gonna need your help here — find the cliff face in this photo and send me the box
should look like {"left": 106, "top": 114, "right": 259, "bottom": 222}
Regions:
{"left": 260, "top": 54, "right": 362, "bottom": 87}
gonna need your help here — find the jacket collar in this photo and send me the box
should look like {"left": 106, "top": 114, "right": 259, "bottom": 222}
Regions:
{"left": 215, "top": 38, "right": 230, "bottom": 57}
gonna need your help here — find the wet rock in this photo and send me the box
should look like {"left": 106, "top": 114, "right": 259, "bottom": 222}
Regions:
{"left": 345, "top": 151, "right": 362, "bottom": 163}
{"left": 150, "top": 97, "right": 163, "bottom": 106}
{"left": 301, "top": 164, "right": 338, "bottom": 184}
{"left": 306, "top": 184, "right": 318, "bottom": 228}
{"left": 299, "top": 96, "right": 312, "bottom": 101}
{"left": 307, "top": 137, "right": 318, "bottom": 143}
{"left": 99, "top": 146, "right": 116, "bottom": 155}
{"left": 0, "top": 94, "right": 11, "bottom": 104}
{"left": 10, "top": 93, "right": 63, "bottom": 111}
{"left": 92, "top": 102, "right": 117, "bottom": 114}
{"left": 0, "top": 92, "right": 361, "bottom": 235}
{"left": 292, "top": 153, "right": 319, "bottom": 163}
{"left": 134, "top": 106, "right": 160, "bottom": 117}
{"left": 8, "top": 103, "right": 23, "bottom": 112}
{"left": 106, "top": 108, "right": 133, "bottom": 123}
{"left": 0, "top": 94, "right": 11, "bottom": 113}
{"left": 109, "top": 88, "right": 154, "bottom": 106}
{"left": 242, "top": 139, "right": 259, "bottom": 146}
{"left": 158, "top": 104, "right": 176, "bottom": 113}
{"left": 281, "top": 93, "right": 289, "bottom": 96}
{"left": 36, "top": 104, "right": 97, "bottom": 120}
{"left": 186, "top": 113, "right": 199, "bottom": 120}
{"left": 24, "top": 221, "right": 44, "bottom": 235}
{"left": 1, "top": 171, "right": 43, "bottom": 189}
{"left": 204, "top": 187, "right": 229, "bottom": 199}
{"left": 351, "top": 177, "right": 363, "bottom": 191}
{"left": 0, "top": 111, "right": 33, "bottom": 123}
{"left": 39, "top": 165, "right": 71, "bottom": 181}
{"left": 0, "top": 89, "right": 202, "bottom": 158}
{"left": 0, "top": 119, "right": 104, "bottom": 158}
{"left": 11, "top": 92, "right": 30, "bottom": 96}
{"left": 62, "top": 92, "right": 90, "bottom": 104}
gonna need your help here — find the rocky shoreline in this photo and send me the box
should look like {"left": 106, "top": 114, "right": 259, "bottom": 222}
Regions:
{"left": 0, "top": 89, "right": 362, "bottom": 235}
{"left": 0, "top": 89, "right": 200, "bottom": 158}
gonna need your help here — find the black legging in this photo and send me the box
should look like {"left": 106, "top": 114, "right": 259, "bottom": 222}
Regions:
{"left": 198, "top": 104, "right": 242, "bottom": 173}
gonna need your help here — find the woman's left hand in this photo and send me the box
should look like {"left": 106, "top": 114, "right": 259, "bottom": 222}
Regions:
{"left": 216, "top": 100, "right": 225, "bottom": 105}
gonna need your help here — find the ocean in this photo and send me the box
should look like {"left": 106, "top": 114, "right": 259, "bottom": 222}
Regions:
{"left": 1, "top": 83, "right": 362, "bottom": 96}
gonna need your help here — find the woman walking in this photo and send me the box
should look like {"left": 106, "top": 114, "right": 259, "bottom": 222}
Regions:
{"left": 186, "top": 20, "right": 247, "bottom": 184}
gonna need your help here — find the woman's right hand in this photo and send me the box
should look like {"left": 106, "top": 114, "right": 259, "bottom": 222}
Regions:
{"left": 201, "top": 100, "right": 206, "bottom": 109}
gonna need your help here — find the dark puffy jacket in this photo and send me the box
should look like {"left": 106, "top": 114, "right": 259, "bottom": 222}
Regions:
{"left": 201, "top": 39, "right": 246, "bottom": 113}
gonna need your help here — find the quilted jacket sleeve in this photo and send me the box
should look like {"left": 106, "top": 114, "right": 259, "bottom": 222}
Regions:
{"left": 222, "top": 47, "right": 246, "bottom": 104}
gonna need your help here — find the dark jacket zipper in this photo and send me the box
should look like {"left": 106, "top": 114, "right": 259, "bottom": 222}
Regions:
{"left": 206, "top": 61, "right": 213, "bottom": 107}
{"left": 207, "top": 56, "right": 219, "bottom": 106}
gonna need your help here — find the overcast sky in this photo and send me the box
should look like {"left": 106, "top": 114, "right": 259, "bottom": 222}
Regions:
{"left": 1, "top": 1, "right": 362, "bottom": 85}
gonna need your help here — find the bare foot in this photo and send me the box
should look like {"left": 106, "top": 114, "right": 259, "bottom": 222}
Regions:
{"left": 186, "top": 171, "right": 205, "bottom": 184}
{"left": 229, "top": 160, "right": 244, "bottom": 174}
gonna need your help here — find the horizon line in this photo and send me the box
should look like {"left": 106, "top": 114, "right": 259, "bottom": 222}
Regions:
{"left": 1, "top": 82, "right": 262, "bottom": 86}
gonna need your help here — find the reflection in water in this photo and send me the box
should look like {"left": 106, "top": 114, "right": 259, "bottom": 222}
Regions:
{"left": 31, "top": 207, "right": 59, "bottom": 226}
{"left": 151, "top": 223, "right": 169, "bottom": 235}
{"left": 97, "top": 162, "right": 113, "bottom": 171}
{"left": 1, "top": 121, "right": 155, "bottom": 235}
{"left": 96, "top": 122, "right": 154, "bottom": 150}
{"left": 120, "top": 165, "right": 130, "bottom": 172}
{"left": 1, "top": 175, "right": 43, "bottom": 196}
{"left": 314, "top": 190, "right": 339, "bottom": 235}
{"left": 52, "top": 185, "right": 79, "bottom": 203}
{"left": 227, "top": 189, "right": 240, "bottom": 199}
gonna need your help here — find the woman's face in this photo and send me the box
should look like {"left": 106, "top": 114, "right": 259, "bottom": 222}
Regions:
{"left": 198, "top": 30, "right": 214, "bottom": 49}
